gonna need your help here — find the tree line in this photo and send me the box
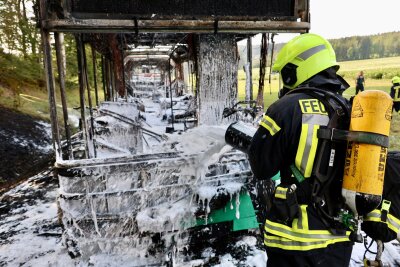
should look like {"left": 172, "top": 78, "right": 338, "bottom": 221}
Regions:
{"left": 330, "top": 31, "right": 400, "bottom": 61}
{"left": 239, "top": 31, "right": 400, "bottom": 68}
{"left": 0, "top": 0, "right": 40, "bottom": 60}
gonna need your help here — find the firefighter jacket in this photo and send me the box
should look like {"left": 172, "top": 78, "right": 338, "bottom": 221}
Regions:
{"left": 248, "top": 71, "right": 353, "bottom": 253}
{"left": 391, "top": 83, "right": 400, "bottom": 112}
{"left": 390, "top": 83, "right": 400, "bottom": 102}
{"left": 362, "top": 151, "right": 400, "bottom": 242}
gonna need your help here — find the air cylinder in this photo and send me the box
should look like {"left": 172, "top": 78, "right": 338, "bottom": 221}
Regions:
{"left": 342, "top": 90, "right": 393, "bottom": 216}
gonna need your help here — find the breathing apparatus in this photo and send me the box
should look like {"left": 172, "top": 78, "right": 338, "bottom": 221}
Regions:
{"left": 305, "top": 88, "right": 392, "bottom": 241}
{"left": 271, "top": 33, "right": 394, "bottom": 241}
{"left": 341, "top": 90, "right": 392, "bottom": 238}
{"left": 225, "top": 90, "right": 393, "bottom": 244}
{"left": 225, "top": 33, "right": 394, "bottom": 244}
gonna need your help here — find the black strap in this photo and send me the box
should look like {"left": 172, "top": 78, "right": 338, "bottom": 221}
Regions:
{"left": 381, "top": 210, "right": 388, "bottom": 222}
{"left": 380, "top": 199, "right": 391, "bottom": 222}
{"left": 318, "top": 128, "right": 389, "bottom": 148}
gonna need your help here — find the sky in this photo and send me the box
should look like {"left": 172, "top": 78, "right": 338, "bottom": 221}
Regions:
{"left": 273, "top": 0, "right": 400, "bottom": 43}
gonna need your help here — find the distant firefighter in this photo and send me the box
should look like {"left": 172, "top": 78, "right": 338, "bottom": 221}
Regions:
{"left": 355, "top": 71, "right": 365, "bottom": 94}
{"left": 391, "top": 76, "right": 400, "bottom": 112}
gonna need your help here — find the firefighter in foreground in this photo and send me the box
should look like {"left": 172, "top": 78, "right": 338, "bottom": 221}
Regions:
{"left": 247, "top": 33, "right": 397, "bottom": 266}
{"left": 391, "top": 76, "right": 400, "bottom": 113}
{"left": 248, "top": 33, "right": 353, "bottom": 266}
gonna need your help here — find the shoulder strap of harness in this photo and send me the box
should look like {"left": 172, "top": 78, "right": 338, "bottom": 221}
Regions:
{"left": 286, "top": 87, "right": 351, "bottom": 233}
{"left": 287, "top": 86, "right": 350, "bottom": 190}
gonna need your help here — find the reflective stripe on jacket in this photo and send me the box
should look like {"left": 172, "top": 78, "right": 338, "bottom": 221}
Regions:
{"left": 260, "top": 115, "right": 281, "bottom": 136}
{"left": 391, "top": 85, "right": 400, "bottom": 102}
{"left": 264, "top": 205, "right": 351, "bottom": 251}
{"left": 295, "top": 106, "right": 329, "bottom": 178}
{"left": 364, "top": 209, "right": 400, "bottom": 234}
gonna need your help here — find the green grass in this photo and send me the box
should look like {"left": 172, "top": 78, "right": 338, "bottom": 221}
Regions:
{"left": 390, "top": 112, "right": 400, "bottom": 150}
{"left": 339, "top": 56, "right": 400, "bottom": 71}
{"left": 237, "top": 76, "right": 280, "bottom": 107}
{"left": 0, "top": 50, "right": 101, "bottom": 124}
{"left": 337, "top": 56, "right": 400, "bottom": 80}
{"left": 0, "top": 52, "right": 49, "bottom": 121}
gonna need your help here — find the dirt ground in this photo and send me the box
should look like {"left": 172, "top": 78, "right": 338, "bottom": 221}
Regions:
{"left": 0, "top": 106, "right": 54, "bottom": 194}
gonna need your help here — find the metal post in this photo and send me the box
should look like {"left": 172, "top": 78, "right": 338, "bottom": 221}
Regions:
{"left": 269, "top": 34, "right": 276, "bottom": 95}
{"left": 54, "top": 32, "right": 73, "bottom": 160}
{"left": 83, "top": 42, "right": 97, "bottom": 158}
{"left": 75, "top": 34, "right": 89, "bottom": 158}
{"left": 101, "top": 56, "right": 107, "bottom": 101}
{"left": 257, "top": 33, "right": 269, "bottom": 110}
{"left": 91, "top": 45, "right": 99, "bottom": 106}
{"left": 247, "top": 36, "right": 253, "bottom": 101}
{"left": 164, "top": 70, "right": 168, "bottom": 98}
{"left": 104, "top": 58, "right": 111, "bottom": 101}
{"left": 41, "top": 29, "right": 61, "bottom": 158}
{"left": 168, "top": 58, "right": 175, "bottom": 132}
{"left": 197, "top": 34, "right": 237, "bottom": 125}
{"left": 105, "top": 58, "right": 111, "bottom": 101}
{"left": 107, "top": 59, "right": 113, "bottom": 101}
{"left": 110, "top": 60, "right": 115, "bottom": 101}
{"left": 188, "top": 62, "right": 192, "bottom": 94}
{"left": 113, "top": 61, "right": 117, "bottom": 101}
{"left": 121, "top": 46, "right": 128, "bottom": 100}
